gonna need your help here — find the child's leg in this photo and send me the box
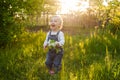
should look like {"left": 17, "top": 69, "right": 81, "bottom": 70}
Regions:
{"left": 45, "top": 50, "right": 56, "bottom": 70}
{"left": 53, "top": 49, "right": 63, "bottom": 73}
{"left": 45, "top": 51, "right": 54, "bottom": 70}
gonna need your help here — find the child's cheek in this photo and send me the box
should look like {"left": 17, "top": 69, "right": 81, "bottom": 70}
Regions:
{"left": 57, "top": 21, "right": 61, "bottom": 26}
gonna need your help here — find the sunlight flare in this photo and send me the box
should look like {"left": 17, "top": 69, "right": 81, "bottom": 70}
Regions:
{"left": 79, "top": 1, "right": 89, "bottom": 12}
{"left": 103, "top": 0, "right": 108, "bottom": 6}
{"left": 57, "top": 0, "right": 89, "bottom": 14}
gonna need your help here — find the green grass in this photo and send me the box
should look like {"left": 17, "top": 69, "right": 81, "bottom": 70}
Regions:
{"left": 0, "top": 29, "right": 120, "bottom": 80}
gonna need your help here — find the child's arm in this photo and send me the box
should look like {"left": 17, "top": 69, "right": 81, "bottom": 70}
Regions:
{"left": 43, "top": 32, "right": 49, "bottom": 49}
{"left": 56, "top": 31, "right": 65, "bottom": 47}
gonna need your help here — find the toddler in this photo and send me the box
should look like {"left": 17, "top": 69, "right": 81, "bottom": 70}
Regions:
{"left": 43, "top": 15, "right": 65, "bottom": 75}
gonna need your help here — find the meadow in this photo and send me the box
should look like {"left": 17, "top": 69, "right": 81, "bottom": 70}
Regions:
{"left": 1, "top": 0, "right": 120, "bottom": 79}
{"left": 0, "top": 27, "right": 120, "bottom": 80}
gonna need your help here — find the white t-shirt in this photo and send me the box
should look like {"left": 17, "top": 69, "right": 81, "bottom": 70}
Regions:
{"left": 43, "top": 31, "right": 65, "bottom": 47}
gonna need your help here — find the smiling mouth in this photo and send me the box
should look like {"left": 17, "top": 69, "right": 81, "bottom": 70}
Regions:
{"left": 51, "top": 25, "right": 55, "bottom": 27}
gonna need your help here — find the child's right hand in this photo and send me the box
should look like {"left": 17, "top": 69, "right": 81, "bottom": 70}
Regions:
{"left": 43, "top": 45, "right": 48, "bottom": 50}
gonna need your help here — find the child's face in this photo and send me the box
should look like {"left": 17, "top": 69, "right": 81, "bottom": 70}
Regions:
{"left": 49, "top": 16, "right": 61, "bottom": 31}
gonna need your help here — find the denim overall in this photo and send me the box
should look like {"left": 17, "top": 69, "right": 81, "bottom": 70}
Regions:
{"left": 45, "top": 31, "right": 63, "bottom": 73}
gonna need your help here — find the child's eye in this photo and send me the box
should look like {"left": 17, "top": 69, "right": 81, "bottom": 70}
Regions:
{"left": 50, "top": 20, "right": 53, "bottom": 22}
{"left": 55, "top": 20, "right": 57, "bottom": 22}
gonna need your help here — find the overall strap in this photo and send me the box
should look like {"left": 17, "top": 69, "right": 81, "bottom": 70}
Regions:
{"left": 56, "top": 30, "right": 60, "bottom": 41}
{"left": 47, "top": 30, "right": 51, "bottom": 41}
{"left": 56, "top": 30, "right": 60, "bottom": 36}
{"left": 47, "top": 30, "right": 61, "bottom": 41}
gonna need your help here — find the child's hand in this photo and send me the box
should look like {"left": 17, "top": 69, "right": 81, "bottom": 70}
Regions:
{"left": 44, "top": 45, "right": 48, "bottom": 50}
{"left": 55, "top": 42, "right": 61, "bottom": 48}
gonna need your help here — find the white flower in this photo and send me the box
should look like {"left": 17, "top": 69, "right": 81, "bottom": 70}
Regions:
{"left": 48, "top": 42, "right": 56, "bottom": 47}
{"left": 48, "top": 40, "right": 56, "bottom": 47}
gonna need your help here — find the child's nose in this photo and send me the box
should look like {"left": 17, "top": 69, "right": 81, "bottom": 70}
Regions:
{"left": 51, "top": 21, "right": 55, "bottom": 24}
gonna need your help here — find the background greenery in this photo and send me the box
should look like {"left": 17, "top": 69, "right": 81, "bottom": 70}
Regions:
{"left": 0, "top": 0, "right": 120, "bottom": 80}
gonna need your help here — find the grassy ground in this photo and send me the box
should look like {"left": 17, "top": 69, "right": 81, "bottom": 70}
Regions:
{"left": 0, "top": 28, "right": 120, "bottom": 80}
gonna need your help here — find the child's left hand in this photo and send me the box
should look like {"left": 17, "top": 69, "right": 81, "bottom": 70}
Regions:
{"left": 55, "top": 42, "right": 61, "bottom": 48}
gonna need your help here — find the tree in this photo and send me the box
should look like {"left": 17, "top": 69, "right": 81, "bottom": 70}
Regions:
{"left": 0, "top": 0, "right": 44, "bottom": 47}
{"left": 43, "top": 0, "right": 60, "bottom": 14}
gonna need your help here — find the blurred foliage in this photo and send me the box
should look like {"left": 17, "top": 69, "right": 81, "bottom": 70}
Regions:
{"left": 0, "top": 0, "right": 120, "bottom": 80}
{"left": 0, "top": 0, "right": 44, "bottom": 48}
{"left": 95, "top": 0, "right": 120, "bottom": 30}
{"left": 0, "top": 29, "right": 120, "bottom": 80}
{"left": 43, "top": 0, "right": 60, "bottom": 13}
